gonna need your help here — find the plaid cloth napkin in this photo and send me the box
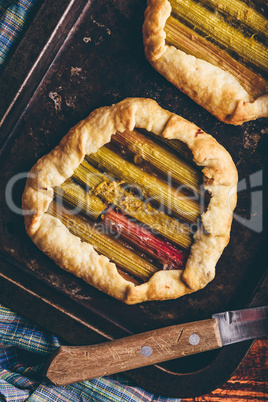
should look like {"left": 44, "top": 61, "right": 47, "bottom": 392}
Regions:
{"left": 0, "top": 303, "right": 181, "bottom": 402}
{"left": 0, "top": 3, "right": 181, "bottom": 401}
{"left": 0, "top": 0, "right": 37, "bottom": 67}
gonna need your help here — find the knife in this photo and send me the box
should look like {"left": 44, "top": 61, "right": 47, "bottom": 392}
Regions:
{"left": 44, "top": 305, "right": 268, "bottom": 386}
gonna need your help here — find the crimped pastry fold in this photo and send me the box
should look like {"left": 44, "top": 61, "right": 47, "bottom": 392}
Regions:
{"left": 22, "top": 98, "right": 238, "bottom": 304}
{"left": 143, "top": 0, "right": 268, "bottom": 125}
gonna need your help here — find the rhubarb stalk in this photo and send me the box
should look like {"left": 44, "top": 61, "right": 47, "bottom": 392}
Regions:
{"left": 112, "top": 130, "right": 202, "bottom": 193}
{"left": 143, "top": 130, "right": 196, "bottom": 164}
{"left": 198, "top": 0, "right": 268, "bottom": 42}
{"left": 169, "top": 0, "right": 268, "bottom": 73}
{"left": 72, "top": 160, "right": 111, "bottom": 190}
{"left": 86, "top": 147, "right": 200, "bottom": 222}
{"left": 73, "top": 161, "right": 192, "bottom": 249}
{"left": 102, "top": 208, "right": 187, "bottom": 268}
{"left": 54, "top": 178, "right": 188, "bottom": 265}
{"left": 48, "top": 202, "right": 159, "bottom": 281}
{"left": 54, "top": 180, "right": 106, "bottom": 220}
{"left": 56, "top": 164, "right": 192, "bottom": 249}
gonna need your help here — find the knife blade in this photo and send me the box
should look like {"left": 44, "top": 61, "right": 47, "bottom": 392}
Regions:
{"left": 44, "top": 305, "right": 268, "bottom": 386}
{"left": 213, "top": 305, "right": 268, "bottom": 346}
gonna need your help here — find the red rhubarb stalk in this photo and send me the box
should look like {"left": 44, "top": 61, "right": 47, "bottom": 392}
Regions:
{"left": 102, "top": 208, "right": 187, "bottom": 269}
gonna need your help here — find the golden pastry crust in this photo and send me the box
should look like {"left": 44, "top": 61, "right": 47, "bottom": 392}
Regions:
{"left": 143, "top": 0, "right": 268, "bottom": 125}
{"left": 22, "top": 98, "right": 238, "bottom": 304}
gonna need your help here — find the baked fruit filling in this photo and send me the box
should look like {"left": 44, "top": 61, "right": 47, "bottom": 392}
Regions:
{"left": 165, "top": 0, "right": 268, "bottom": 98}
{"left": 22, "top": 98, "right": 238, "bottom": 303}
{"left": 50, "top": 129, "right": 204, "bottom": 284}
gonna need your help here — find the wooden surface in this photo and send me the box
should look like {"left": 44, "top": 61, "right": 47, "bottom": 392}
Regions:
{"left": 181, "top": 338, "right": 268, "bottom": 402}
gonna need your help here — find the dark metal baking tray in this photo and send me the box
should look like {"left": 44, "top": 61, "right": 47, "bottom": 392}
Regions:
{"left": 0, "top": 0, "right": 267, "bottom": 397}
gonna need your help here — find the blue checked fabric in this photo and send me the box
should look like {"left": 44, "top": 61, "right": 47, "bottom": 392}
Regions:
{"left": 0, "top": 0, "right": 37, "bottom": 67}
{"left": 0, "top": 304, "right": 182, "bottom": 401}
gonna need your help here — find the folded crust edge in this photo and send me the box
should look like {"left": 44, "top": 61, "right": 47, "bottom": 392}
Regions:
{"left": 143, "top": 0, "right": 268, "bottom": 125}
{"left": 22, "top": 97, "right": 238, "bottom": 304}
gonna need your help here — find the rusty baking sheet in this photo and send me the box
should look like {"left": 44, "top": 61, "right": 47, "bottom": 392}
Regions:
{"left": 0, "top": 0, "right": 267, "bottom": 397}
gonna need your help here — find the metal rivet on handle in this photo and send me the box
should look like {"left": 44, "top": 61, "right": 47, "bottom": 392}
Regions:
{"left": 189, "top": 333, "right": 200, "bottom": 345}
{"left": 141, "top": 346, "right": 153, "bottom": 357}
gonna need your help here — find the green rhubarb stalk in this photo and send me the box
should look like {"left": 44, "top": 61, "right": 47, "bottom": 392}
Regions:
{"left": 142, "top": 130, "right": 196, "bottom": 164}
{"left": 93, "top": 180, "right": 192, "bottom": 249}
{"left": 48, "top": 202, "right": 159, "bottom": 281}
{"left": 72, "top": 161, "right": 112, "bottom": 190}
{"left": 198, "top": 0, "right": 268, "bottom": 41}
{"left": 86, "top": 147, "right": 200, "bottom": 222}
{"left": 73, "top": 161, "right": 192, "bottom": 249}
{"left": 169, "top": 0, "right": 268, "bottom": 73}
{"left": 54, "top": 180, "right": 106, "bottom": 220}
{"left": 165, "top": 15, "right": 268, "bottom": 98}
{"left": 112, "top": 130, "right": 202, "bottom": 193}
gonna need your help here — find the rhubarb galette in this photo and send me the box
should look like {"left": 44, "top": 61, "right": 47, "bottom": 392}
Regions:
{"left": 22, "top": 98, "right": 238, "bottom": 304}
{"left": 143, "top": 0, "right": 268, "bottom": 125}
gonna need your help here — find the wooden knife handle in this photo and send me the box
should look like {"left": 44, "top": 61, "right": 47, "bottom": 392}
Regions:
{"left": 45, "top": 318, "right": 222, "bottom": 385}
